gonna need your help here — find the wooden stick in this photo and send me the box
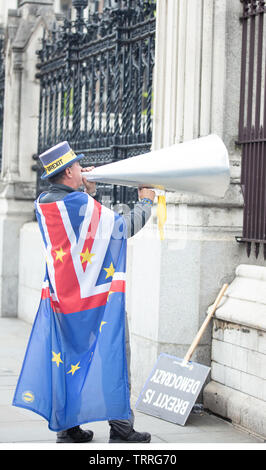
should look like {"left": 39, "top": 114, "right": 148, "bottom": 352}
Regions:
{"left": 183, "top": 283, "right": 228, "bottom": 364}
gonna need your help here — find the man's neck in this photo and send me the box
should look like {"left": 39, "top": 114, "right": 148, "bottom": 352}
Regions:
{"left": 58, "top": 178, "right": 78, "bottom": 190}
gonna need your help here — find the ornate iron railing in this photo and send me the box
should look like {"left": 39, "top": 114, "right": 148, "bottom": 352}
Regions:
{"left": 236, "top": 0, "right": 266, "bottom": 258}
{"left": 34, "top": 0, "right": 156, "bottom": 206}
{"left": 0, "top": 32, "right": 5, "bottom": 171}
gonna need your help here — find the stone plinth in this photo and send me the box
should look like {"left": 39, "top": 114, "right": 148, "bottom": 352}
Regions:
{"left": 204, "top": 265, "right": 266, "bottom": 439}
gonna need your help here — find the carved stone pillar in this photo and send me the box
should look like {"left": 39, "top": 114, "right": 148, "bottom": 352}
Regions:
{"left": 0, "top": 1, "right": 55, "bottom": 317}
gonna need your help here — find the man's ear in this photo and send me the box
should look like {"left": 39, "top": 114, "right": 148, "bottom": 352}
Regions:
{"left": 65, "top": 166, "right": 72, "bottom": 178}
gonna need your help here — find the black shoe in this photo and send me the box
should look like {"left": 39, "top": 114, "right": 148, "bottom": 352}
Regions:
{"left": 56, "top": 425, "right": 94, "bottom": 443}
{"left": 109, "top": 428, "right": 151, "bottom": 443}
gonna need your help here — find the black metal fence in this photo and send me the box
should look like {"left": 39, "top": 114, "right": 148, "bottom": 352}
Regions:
{"left": 237, "top": 0, "right": 266, "bottom": 258}
{"left": 0, "top": 32, "right": 5, "bottom": 171}
{"left": 34, "top": 0, "right": 156, "bottom": 206}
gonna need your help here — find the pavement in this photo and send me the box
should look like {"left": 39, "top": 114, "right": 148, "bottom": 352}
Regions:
{"left": 0, "top": 317, "right": 265, "bottom": 450}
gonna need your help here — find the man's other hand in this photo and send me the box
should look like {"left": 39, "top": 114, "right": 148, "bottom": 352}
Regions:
{"left": 138, "top": 187, "right": 155, "bottom": 202}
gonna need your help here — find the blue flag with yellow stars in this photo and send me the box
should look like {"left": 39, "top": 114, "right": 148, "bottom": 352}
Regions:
{"left": 13, "top": 192, "right": 131, "bottom": 431}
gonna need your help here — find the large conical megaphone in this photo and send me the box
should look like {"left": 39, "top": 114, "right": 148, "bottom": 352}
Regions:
{"left": 83, "top": 134, "right": 230, "bottom": 198}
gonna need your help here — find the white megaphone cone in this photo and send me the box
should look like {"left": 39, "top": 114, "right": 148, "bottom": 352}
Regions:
{"left": 83, "top": 134, "right": 230, "bottom": 199}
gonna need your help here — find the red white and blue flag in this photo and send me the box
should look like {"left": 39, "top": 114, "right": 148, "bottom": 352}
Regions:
{"left": 13, "top": 192, "right": 131, "bottom": 431}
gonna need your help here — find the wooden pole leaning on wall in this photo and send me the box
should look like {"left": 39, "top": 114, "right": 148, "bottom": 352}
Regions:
{"left": 183, "top": 283, "right": 229, "bottom": 365}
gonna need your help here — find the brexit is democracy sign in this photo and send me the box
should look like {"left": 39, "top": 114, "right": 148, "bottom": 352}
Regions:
{"left": 136, "top": 353, "right": 210, "bottom": 426}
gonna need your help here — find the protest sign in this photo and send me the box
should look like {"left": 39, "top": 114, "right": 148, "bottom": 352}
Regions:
{"left": 136, "top": 284, "right": 228, "bottom": 426}
{"left": 135, "top": 353, "right": 210, "bottom": 426}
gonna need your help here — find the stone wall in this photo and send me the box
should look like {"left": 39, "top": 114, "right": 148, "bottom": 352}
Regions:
{"left": 204, "top": 265, "right": 266, "bottom": 439}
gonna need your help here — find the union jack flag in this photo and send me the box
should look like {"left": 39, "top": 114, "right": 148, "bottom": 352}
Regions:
{"left": 13, "top": 192, "right": 131, "bottom": 431}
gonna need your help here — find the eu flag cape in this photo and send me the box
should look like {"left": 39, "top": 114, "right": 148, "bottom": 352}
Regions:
{"left": 13, "top": 192, "right": 131, "bottom": 431}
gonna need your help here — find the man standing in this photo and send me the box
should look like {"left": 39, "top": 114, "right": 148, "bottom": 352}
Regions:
{"left": 13, "top": 142, "right": 155, "bottom": 444}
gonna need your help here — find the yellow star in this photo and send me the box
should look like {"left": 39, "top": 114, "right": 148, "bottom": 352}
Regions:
{"left": 99, "top": 321, "right": 107, "bottom": 333}
{"left": 104, "top": 262, "right": 115, "bottom": 279}
{"left": 55, "top": 247, "right": 67, "bottom": 263}
{"left": 67, "top": 362, "right": 81, "bottom": 376}
{"left": 80, "top": 248, "right": 95, "bottom": 265}
{"left": 52, "top": 351, "right": 63, "bottom": 367}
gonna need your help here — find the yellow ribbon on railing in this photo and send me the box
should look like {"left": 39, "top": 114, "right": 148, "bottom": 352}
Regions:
{"left": 156, "top": 194, "right": 167, "bottom": 240}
